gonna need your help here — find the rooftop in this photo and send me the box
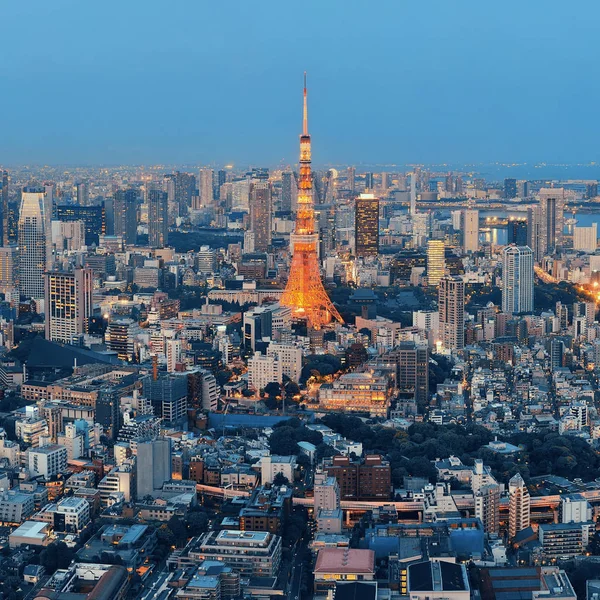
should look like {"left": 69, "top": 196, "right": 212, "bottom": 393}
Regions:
{"left": 10, "top": 520, "right": 49, "bottom": 540}
{"left": 216, "top": 530, "right": 270, "bottom": 544}
{"left": 314, "top": 548, "right": 375, "bottom": 574}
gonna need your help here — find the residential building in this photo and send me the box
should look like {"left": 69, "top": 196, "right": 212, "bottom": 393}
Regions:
{"left": 266, "top": 342, "right": 303, "bottom": 382}
{"left": 44, "top": 269, "right": 93, "bottom": 344}
{"left": 508, "top": 473, "right": 530, "bottom": 539}
{"left": 248, "top": 351, "right": 282, "bottom": 391}
{"left": 439, "top": 276, "right": 465, "bottom": 350}
{"left": 249, "top": 181, "right": 272, "bottom": 252}
{"left": 324, "top": 455, "right": 391, "bottom": 501}
{"left": 28, "top": 445, "right": 68, "bottom": 479}
{"left": 502, "top": 245, "right": 534, "bottom": 315}
{"left": 148, "top": 189, "right": 168, "bottom": 248}
{"left": 463, "top": 209, "right": 479, "bottom": 253}
{"left": 189, "top": 530, "right": 282, "bottom": 578}
{"left": 260, "top": 455, "right": 296, "bottom": 485}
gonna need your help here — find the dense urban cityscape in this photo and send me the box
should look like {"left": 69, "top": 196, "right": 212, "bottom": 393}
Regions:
{"left": 3, "top": 2, "right": 600, "bottom": 597}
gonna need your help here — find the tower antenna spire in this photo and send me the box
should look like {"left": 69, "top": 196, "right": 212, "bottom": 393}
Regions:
{"left": 303, "top": 71, "right": 308, "bottom": 136}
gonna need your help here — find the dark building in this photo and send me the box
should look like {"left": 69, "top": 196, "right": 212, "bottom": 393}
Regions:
{"left": 350, "top": 289, "right": 378, "bottom": 319}
{"left": 249, "top": 182, "right": 272, "bottom": 252}
{"left": 504, "top": 178, "right": 517, "bottom": 199}
{"left": 142, "top": 372, "right": 188, "bottom": 425}
{"left": 281, "top": 171, "right": 295, "bottom": 212}
{"left": 355, "top": 194, "right": 379, "bottom": 257}
{"left": 507, "top": 220, "right": 528, "bottom": 246}
{"left": 174, "top": 171, "right": 196, "bottom": 215}
{"left": 1, "top": 170, "right": 8, "bottom": 245}
{"left": 56, "top": 204, "right": 106, "bottom": 246}
{"left": 586, "top": 182, "right": 598, "bottom": 199}
{"left": 96, "top": 387, "right": 121, "bottom": 440}
{"left": 148, "top": 189, "right": 168, "bottom": 248}
{"left": 390, "top": 252, "right": 426, "bottom": 284}
{"left": 113, "top": 188, "right": 138, "bottom": 244}
{"left": 84, "top": 254, "right": 117, "bottom": 279}
{"left": 238, "top": 485, "right": 293, "bottom": 535}
{"left": 346, "top": 343, "right": 368, "bottom": 369}
{"left": 325, "top": 455, "right": 391, "bottom": 501}
{"left": 387, "top": 342, "right": 429, "bottom": 406}
{"left": 365, "top": 172, "right": 374, "bottom": 190}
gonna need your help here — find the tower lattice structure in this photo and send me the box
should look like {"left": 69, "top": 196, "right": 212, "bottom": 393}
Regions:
{"left": 280, "top": 75, "right": 343, "bottom": 329}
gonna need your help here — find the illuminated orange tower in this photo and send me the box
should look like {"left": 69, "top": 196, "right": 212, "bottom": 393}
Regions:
{"left": 280, "top": 74, "right": 343, "bottom": 329}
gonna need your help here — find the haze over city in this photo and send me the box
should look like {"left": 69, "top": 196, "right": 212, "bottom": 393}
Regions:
{"left": 3, "top": 0, "right": 600, "bottom": 166}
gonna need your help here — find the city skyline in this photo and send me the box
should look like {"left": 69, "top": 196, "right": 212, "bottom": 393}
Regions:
{"left": 2, "top": 1, "right": 600, "bottom": 165}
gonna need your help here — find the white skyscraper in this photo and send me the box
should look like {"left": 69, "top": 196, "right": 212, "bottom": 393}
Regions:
{"left": 18, "top": 187, "right": 52, "bottom": 302}
{"left": 463, "top": 209, "right": 479, "bottom": 253}
{"left": 573, "top": 223, "right": 597, "bottom": 253}
{"left": 502, "top": 245, "right": 534, "bottom": 315}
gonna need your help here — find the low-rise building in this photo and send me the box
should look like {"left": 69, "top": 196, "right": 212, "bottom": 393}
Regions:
{"left": 313, "top": 548, "right": 375, "bottom": 594}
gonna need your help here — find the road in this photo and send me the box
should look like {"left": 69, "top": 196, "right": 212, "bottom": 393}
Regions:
{"left": 288, "top": 540, "right": 308, "bottom": 600}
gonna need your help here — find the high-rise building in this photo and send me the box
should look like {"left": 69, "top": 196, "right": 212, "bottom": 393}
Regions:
{"left": 44, "top": 269, "right": 93, "bottom": 344}
{"left": 462, "top": 209, "right": 479, "bottom": 254}
{"left": 136, "top": 438, "right": 172, "bottom": 499}
{"left": 426, "top": 240, "right": 445, "bottom": 286}
{"left": 364, "top": 172, "right": 374, "bottom": 191}
{"left": 346, "top": 167, "right": 355, "bottom": 195}
{"left": 538, "top": 188, "right": 565, "bottom": 255}
{"left": 474, "top": 483, "right": 500, "bottom": 534}
{"left": 105, "top": 318, "right": 141, "bottom": 362}
{"left": 586, "top": 182, "right": 598, "bottom": 199}
{"left": 439, "top": 276, "right": 465, "bottom": 350}
{"left": 113, "top": 188, "right": 138, "bottom": 245}
{"left": 279, "top": 75, "right": 343, "bottom": 329}
{"left": 508, "top": 473, "right": 530, "bottom": 539}
{"left": 504, "top": 178, "right": 517, "bottom": 199}
{"left": 355, "top": 193, "right": 379, "bottom": 258}
{"left": 573, "top": 223, "right": 597, "bottom": 252}
{"left": 502, "top": 245, "right": 534, "bottom": 315}
{"left": 18, "top": 187, "right": 52, "bottom": 301}
{"left": 148, "top": 189, "right": 168, "bottom": 248}
{"left": 199, "top": 168, "right": 214, "bottom": 206}
{"left": 1, "top": 170, "right": 8, "bottom": 246}
{"left": 281, "top": 171, "right": 296, "bottom": 212}
{"left": 55, "top": 204, "right": 105, "bottom": 246}
{"left": 0, "top": 246, "right": 17, "bottom": 293}
{"left": 410, "top": 172, "right": 417, "bottom": 216}
{"left": 517, "top": 180, "right": 529, "bottom": 198}
{"left": 507, "top": 220, "right": 528, "bottom": 246}
{"left": 249, "top": 181, "right": 273, "bottom": 253}
{"left": 174, "top": 171, "right": 196, "bottom": 215}
{"left": 76, "top": 181, "right": 89, "bottom": 207}
{"left": 387, "top": 342, "right": 429, "bottom": 406}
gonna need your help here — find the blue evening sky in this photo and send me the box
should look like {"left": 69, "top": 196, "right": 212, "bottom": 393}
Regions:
{"left": 0, "top": 0, "right": 598, "bottom": 167}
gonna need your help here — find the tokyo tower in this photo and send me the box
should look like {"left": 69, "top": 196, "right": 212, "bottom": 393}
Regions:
{"left": 280, "top": 74, "right": 343, "bottom": 329}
